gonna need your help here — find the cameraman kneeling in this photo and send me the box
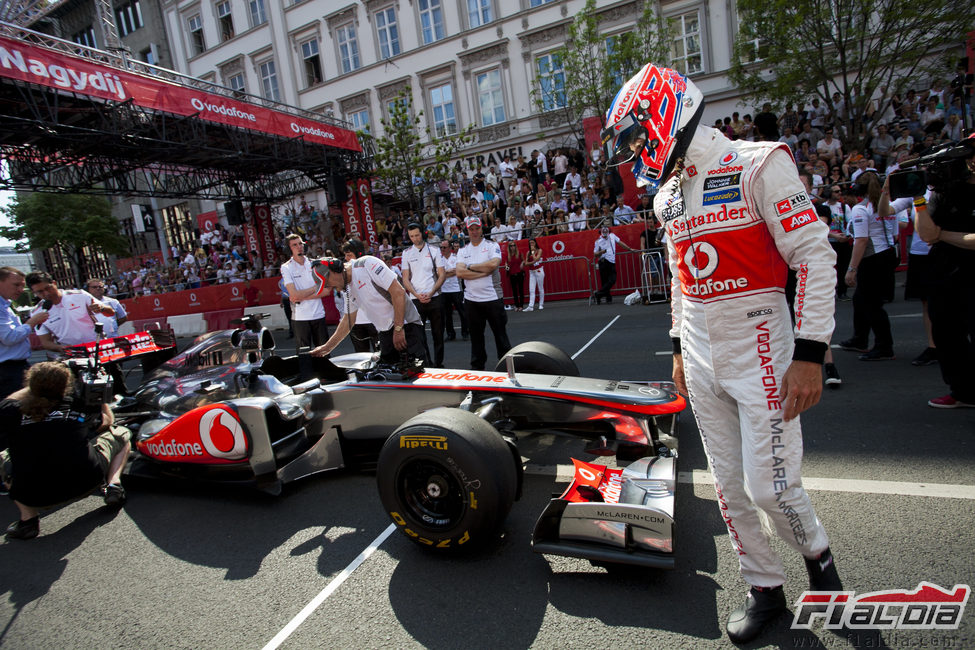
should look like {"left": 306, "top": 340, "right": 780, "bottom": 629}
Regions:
{"left": 0, "top": 362, "right": 130, "bottom": 540}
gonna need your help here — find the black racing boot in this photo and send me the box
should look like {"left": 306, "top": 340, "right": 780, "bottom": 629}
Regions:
{"left": 805, "top": 547, "right": 843, "bottom": 591}
{"left": 727, "top": 585, "right": 787, "bottom": 644}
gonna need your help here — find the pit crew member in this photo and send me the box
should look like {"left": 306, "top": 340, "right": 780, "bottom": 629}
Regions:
{"left": 602, "top": 63, "right": 841, "bottom": 644}
{"left": 26, "top": 271, "right": 114, "bottom": 356}
{"left": 309, "top": 256, "right": 426, "bottom": 363}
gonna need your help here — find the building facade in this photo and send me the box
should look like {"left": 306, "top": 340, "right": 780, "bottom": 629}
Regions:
{"left": 160, "top": 0, "right": 749, "bottom": 193}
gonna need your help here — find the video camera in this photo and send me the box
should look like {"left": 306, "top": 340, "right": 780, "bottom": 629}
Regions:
{"left": 888, "top": 139, "right": 975, "bottom": 199}
{"left": 63, "top": 322, "right": 115, "bottom": 409}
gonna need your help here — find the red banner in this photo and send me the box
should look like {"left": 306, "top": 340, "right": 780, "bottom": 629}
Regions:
{"left": 197, "top": 210, "right": 218, "bottom": 233}
{"left": 251, "top": 204, "right": 277, "bottom": 268}
{"left": 354, "top": 179, "right": 379, "bottom": 250}
{"left": 0, "top": 36, "right": 360, "bottom": 152}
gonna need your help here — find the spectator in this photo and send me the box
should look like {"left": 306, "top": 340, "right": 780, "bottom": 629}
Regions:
{"left": 524, "top": 237, "right": 545, "bottom": 312}
{"left": 778, "top": 125, "right": 799, "bottom": 152}
{"left": 753, "top": 103, "right": 779, "bottom": 141}
{"left": 613, "top": 196, "right": 636, "bottom": 225}
{"left": 816, "top": 126, "right": 843, "bottom": 166}
{"left": 505, "top": 241, "right": 526, "bottom": 311}
{"left": 592, "top": 226, "right": 634, "bottom": 304}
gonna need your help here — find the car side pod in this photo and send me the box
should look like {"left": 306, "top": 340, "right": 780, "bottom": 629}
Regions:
{"left": 531, "top": 455, "right": 677, "bottom": 569}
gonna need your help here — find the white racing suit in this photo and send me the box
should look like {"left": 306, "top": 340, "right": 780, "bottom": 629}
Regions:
{"left": 654, "top": 126, "right": 837, "bottom": 587}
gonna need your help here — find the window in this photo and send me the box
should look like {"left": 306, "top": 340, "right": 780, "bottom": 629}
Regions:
{"left": 115, "top": 0, "right": 144, "bottom": 37}
{"left": 430, "top": 83, "right": 456, "bottom": 137}
{"left": 72, "top": 26, "right": 97, "bottom": 48}
{"left": 188, "top": 14, "right": 205, "bottom": 55}
{"left": 139, "top": 46, "right": 155, "bottom": 65}
{"left": 348, "top": 108, "right": 370, "bottom": 133}
{"left": 301, "top": 39, "right": 323, "bottom": 86}
{"left": 670, "top": 11, "right": 702, "bottom": 75}
{"left": 259, "top": 60, "right": 280, "bottom": 101}
{"left": 536, "top": 53, "right": 565, "bottom": 111}
{"left": 604, "top": 35, "right": 626, "bottom": 88}
{"left": 217, "top": 1, "right": 234, "bottom": 41}
{"left": 228, "top": 73, "right": 246, "bottom": 93}
{"left": 249, "top": 0, "right": 267, "bottom": 27}
{"left": 476, "top": 69, "right": 505, "bottom": 126}
{"left": 418, "top": 0, "right": 444, "bottom": 45}
{"left": 529, "top": 0, "right": 555, "bottom": 6}
{"left": 336, "top": 24, "right": 360, "bottom": 74}
{"left": 375, "top": 7, "right": 400, "bottom": 59}
{"left": 467, "top": 0, "right": 491, "bottom": 28}
{"left": 386, "top": 96, "right": 407, "bottom": 118}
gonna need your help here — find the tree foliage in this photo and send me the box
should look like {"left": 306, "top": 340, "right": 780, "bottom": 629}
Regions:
{"left": 368, "top": 89, "right": 476, "bottom": 211}
{"left": 0, "top": 192, "right": 129, "bottom": 287}
{"left": 730, "top": 0, "right": 969, "bottom": 150}
{"left": 533, "top": 0, "right": 673, "bottom": 141}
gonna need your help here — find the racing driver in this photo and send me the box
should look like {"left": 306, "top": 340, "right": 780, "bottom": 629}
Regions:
{"left": 602, "top": 64, "right": 842, "bottom": 643}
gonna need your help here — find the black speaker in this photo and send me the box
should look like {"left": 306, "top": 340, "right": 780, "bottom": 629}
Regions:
{"left": 327, "top": 175, "right": 349, "bottom": 204}
{"left": 225, "top": 200, "right": 245, "bottom": 225}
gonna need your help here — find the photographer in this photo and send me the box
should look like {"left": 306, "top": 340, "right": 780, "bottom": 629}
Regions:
{"left": 0, "top": 362, "right": 131, "bottom": 540}
{"left": 906, "top": 135, "right": 975, "bottom": 408}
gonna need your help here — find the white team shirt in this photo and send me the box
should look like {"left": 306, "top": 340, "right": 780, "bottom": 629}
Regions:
{"left": 343, "top": 256, "right": 421, "bottom": 331}
{"left": 567, "top": 210, "right": 588, "bottom": 232}
{"left": 34, "top": 289, "right": 100, "bottom": 346}
{"left": 401, "top": 242, "right": 445, "bottom": 296}
{"left": 458, "top": 239, "right": 503, "bottom": 302}
{"left": 594, "top": 233, "right": 622, "bottom": 264}
{"left": 94, "top": 296, "right": 126, "bottom": 337}
{"left": 281, "top": 256, "right": 326, "bottom": 321}
{"left": 441, "top": 253, "right": 461, "bottom": 293}
{"left": 850, "top": 200, "right": 897, "bottom": 255}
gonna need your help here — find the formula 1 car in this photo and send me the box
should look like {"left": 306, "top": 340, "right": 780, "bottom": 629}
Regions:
{"left": 114, "top": 314, "right": 686, "bottom": 569}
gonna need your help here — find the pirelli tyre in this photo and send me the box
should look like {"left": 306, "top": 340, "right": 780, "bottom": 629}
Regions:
{"left": 495, "top": 341, "right": 580, "bottom": 376}
{"left": 377, "top": 408, "right": 518, "bottom": 551}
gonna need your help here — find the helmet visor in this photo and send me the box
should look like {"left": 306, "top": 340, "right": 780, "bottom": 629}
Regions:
{"left": 601, "top": 112, "right": 647, "bottom": 164}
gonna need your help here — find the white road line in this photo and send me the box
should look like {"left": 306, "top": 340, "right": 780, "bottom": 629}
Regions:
{"left": 890, "top": 312, "right": 923, "bottom": 319}
{"left": 265, "top": 322, "right": 620, "bottom": 645}
{"left": 571, "top": 316, "right": 620, "bottom": 360}
{"left": 523, "top": 464, "right": 975, "bottom": 500}
{"left": 262, "top": 524, "right": 396, "bottom": 650}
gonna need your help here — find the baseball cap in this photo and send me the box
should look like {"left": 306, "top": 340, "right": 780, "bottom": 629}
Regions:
{"left": 465, "top": 215, "right": 482, "bottom": 228}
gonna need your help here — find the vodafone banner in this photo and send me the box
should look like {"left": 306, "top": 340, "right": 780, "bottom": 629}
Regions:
{"left": 197, "top": 210, "right": 218, "bottom": 233}
{"left": 0, "top": 36, "right": 360, "bottom": 152}
{"left": 341, "top": 178, "right": 379, "bottom": 248}
{"left": 251, "top": 204, "right": 277, "bottom": 267}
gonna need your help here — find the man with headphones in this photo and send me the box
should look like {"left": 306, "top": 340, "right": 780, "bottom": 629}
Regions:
{"left": 308, "top": 254, "right": 426, "bottom": 363}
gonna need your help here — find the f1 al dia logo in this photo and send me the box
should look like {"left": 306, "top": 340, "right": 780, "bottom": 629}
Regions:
{"left": 792, "top": 582, "right": 970, "bottom": 630}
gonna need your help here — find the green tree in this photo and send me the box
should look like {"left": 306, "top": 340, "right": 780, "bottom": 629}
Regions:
{"left": 368, "top": 90, "right": 476, "bottom": 211}
{"left": 533, "top": 0, "right": 673, "bottom": 142}
{"left": 0, "top": 192, "right": 130, "bottom": 288}
{"left": 730, "top": 0, "right": 969, "bottom": 151}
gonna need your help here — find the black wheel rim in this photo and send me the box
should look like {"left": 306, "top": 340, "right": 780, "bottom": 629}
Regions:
{"left": 398, "top": 459, "right": 466, "bottom": 529}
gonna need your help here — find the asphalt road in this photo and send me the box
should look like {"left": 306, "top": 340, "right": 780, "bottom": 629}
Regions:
{"left": 1, "top": 289, "right": 973, "bottom": 649}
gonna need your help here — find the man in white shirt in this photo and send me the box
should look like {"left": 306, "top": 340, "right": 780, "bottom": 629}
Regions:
{"left": 499, "top": 154, "right": 516, "bottom": 198}
{"left": 401, "top": 223, "right": 446, "bottom": 367}
{"left": 438, "top": 240, "right": 468, "bottom": 341}
{"left": 562, "top": 166, "right": 583, "bottom": 196}
{"left": 336, "top": 239, "right": 379, "bottom": 353}
{"left": 456, "top": 216, "right": 511, "bottom": 370}
{"left": 567, "top": 204, "right": 589, "bottom": 232}
{"left": 552, "top": 148, "right": 569, "bottom": 188}
{"left": 309, "top": 256, "right": 426, "bottom": 364}
{"left": 592, "top": 226, "right": 634, "bottom": 304}
{"left": 85, "top": 278, "right": 127, "bottom": 337}
{"left": 281, "top": 234, "right": 330, "bottom": 351}
{"left": 816, "top": 127, "right": 843, "bottom": 166}
{"left": 27, "top": 271, "right": 114, "bottom": 354}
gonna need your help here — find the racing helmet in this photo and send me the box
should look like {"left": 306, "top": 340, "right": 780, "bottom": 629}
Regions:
{"left": 601, "top": 63, "right": 705, "bottom": 188}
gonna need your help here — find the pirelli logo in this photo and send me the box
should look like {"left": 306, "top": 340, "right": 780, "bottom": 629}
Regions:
{"left": 780, "top": 208, "right": 818, "bottom": 232}
{"left": 399, "top": 435, "right": 448, "bottom": 450}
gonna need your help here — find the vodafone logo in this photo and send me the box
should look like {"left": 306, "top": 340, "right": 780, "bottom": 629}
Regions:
{"left": 552, "top": 240, "right": 566, "bottom": 254}
{"left": 719, "top": 151, "right": 739, "bottom": 165}
{"left": 199, "top": 408, "right": 247, "bottom": 460}
{"left": 189, "top": 292, "right": 198, "bottom": 303}
{"left": 231, "top": 286, "right": 240, "bottom": 297}
{"left": 684, "top": 242, "right": 718, "bottom": 279}
{"left": 686, "top": 165, "right": 697, "bottom": 177}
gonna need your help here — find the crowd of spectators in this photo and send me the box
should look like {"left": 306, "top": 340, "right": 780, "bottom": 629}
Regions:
{"left": 92, "top": 68, "right": 971, "bottom": 303}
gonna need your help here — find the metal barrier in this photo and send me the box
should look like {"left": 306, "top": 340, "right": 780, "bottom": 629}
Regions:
{"left": 591, "top": 247, "right": 670, "bottom": 305}
{"left": 500, "top": 255, "right": 593, "bottom": 304}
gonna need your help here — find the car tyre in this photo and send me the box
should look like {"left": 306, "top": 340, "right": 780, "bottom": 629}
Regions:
{"left": 495, "top": 341, "right": 580, "bottom": 376}
{"left": 377, "top": 408, "right": 518, "bottom": 551}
